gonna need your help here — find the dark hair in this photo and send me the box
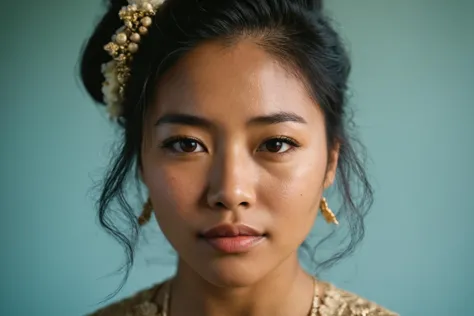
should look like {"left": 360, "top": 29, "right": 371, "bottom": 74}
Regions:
{"left": 80, "top": 0, "right": 373, "bottom": 297}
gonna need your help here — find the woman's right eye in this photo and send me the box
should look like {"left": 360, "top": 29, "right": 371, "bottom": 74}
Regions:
{"left": 161, "top": 137, "right": 206, "bottom": 154}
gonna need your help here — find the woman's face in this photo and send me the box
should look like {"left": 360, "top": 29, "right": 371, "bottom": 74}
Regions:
{"left": 141, "top": 40, "right": 338, "bottom": 287}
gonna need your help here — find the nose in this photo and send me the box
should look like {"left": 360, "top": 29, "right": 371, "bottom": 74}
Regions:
{"left": 206, "top": 148, "right": 256, "bottom": 211}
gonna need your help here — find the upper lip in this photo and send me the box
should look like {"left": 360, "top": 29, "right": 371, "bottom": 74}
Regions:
{"left": 200, "top": 224, "right": 264, "bottom": 238}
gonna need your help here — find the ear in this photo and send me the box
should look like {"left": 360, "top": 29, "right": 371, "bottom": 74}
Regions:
{"left": 323, "top": 142, "right": 340, "bottom": 189}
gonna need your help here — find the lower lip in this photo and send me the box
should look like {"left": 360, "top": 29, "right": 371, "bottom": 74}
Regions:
{"left": 203, "top": 236, "right": 265, "bottom": 254}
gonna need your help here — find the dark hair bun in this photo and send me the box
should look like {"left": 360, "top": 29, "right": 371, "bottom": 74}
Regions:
{"left": 79, "top": 0, "right": 325, "bottom": 105}
{"left": 80, "top": 0, "right": 128, "bottom": 104}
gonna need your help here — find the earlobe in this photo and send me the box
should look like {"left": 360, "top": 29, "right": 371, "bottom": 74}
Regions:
{"left": 324, "top": 144, "right": 340, "bottom": 189}
{"left": 323, "top": 170, "right": 336, "bottom": 189}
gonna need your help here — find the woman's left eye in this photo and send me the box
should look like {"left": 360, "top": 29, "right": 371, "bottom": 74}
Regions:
{"left": 258, "top": 137, "right": 300, "bottom": 154}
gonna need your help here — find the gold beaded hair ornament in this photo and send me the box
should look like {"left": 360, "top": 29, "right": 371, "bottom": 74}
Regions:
{"left": 101, "top": 0, "right": 165, "bottom": 118}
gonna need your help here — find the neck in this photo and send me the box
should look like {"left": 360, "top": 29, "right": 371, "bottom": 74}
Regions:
{"left": 167, "top": 253, "right": 315, "bottom": 316}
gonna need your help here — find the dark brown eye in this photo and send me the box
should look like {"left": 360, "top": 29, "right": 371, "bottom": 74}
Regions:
{"left": 264, "top": 139, "right": 284, "bottom": 152}
{"left": 178, "top": 139, "right": 198, "bottom": 152}
{"left": 257, "top": 137, "right": 300, "bottom": 154}
{"left": 162, "top": 137, "right": 205, "bottom": 153}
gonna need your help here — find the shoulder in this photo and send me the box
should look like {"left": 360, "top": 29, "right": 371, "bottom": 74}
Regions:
{"left": 86, "top": 282, "right": 165, "bottom": 316}
{"left": 86, "top": 280, "right": 398, "bottom": 316}
{"left": 319, "top": 282, "right": 399, "bottom": 316}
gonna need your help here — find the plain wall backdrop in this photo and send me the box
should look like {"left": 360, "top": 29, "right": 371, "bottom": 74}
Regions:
{"left": 1, "top": 0, "right": 473, "bottom": 315}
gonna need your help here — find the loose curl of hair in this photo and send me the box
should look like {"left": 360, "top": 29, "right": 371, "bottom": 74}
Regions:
{"left": 80, "top": 0, "right": 373, "bottom": 297}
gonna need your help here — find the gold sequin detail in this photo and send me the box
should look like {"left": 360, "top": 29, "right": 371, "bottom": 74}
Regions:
{"left": 87, "top": 280, "right": 398, "bottom": 316}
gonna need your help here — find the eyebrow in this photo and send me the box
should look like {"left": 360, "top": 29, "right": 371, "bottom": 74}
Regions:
{"left": 248, "top": 112, "right": 307, "bottom": 125}
{"left": 154, "top": 111, "right": 307, "bottom": 128}
{"left": 155, "top": 113, "right": 212, "bottom": 128}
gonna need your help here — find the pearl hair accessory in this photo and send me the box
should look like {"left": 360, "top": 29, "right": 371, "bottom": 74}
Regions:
{"left": 101, "top": 0, "right": 165, "bottom": 118}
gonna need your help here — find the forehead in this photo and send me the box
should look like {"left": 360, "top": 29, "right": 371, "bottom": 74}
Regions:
{"left": 152, "top": 40, "right": 320, "bottom": 123}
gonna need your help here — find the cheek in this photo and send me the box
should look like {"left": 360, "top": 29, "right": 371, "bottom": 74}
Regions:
{"left": 260, "top": 149, "right": 327, "bottom": 238}
{"left": 143, "top": 162, "right": 206, "bottom": 229}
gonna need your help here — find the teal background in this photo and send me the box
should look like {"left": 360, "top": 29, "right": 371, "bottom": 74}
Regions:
{"left": 1, "top": 0, "right": 473, "bottom": 315}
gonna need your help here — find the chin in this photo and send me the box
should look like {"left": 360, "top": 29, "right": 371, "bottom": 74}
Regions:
{"left": 198, "top": 256, "right": 270, "bottom": 288}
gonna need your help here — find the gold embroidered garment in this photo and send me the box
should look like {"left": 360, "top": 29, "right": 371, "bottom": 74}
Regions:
{"left": 88, "top": 281, "right": 398, "bottom": 316}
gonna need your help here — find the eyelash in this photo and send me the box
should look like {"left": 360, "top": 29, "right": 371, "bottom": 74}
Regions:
{"left": 160, "top": 136, "right": 301, "bottom": 154}
{"left": 161, "top": 135, "right": 206, "bottom": 152}
{"left": 258, "top": 136, "right": 301, "bottom": 154}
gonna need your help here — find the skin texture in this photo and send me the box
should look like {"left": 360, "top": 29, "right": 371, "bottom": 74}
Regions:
{"left": 141, "top": 40, "right": 339, "bottom": 316}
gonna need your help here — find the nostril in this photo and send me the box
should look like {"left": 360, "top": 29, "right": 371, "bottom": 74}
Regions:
{"left": 213, "top": 201, "right": 250, "bottom": 209}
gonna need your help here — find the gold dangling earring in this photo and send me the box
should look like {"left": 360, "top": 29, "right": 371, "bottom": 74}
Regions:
{"left": 320, "top": 197, "right": 339, "bottom": 225}
{"left": 138, "top": 198, "right": 153, "bottom": 226}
